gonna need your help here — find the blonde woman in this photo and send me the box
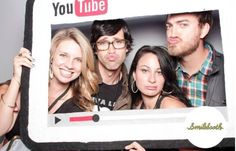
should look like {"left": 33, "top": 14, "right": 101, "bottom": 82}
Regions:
{"left": 0, "top": 28, "right": 99, "bottom": 144}
{"left": 48, "top": 27, "right": 99, "bottom": 113}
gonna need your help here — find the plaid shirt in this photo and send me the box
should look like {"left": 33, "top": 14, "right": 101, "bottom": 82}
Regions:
{"left": 176, "top": 44, "right": 213, "bottom": 106}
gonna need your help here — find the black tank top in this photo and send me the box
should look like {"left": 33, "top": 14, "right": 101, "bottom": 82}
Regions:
{"left": 140, "top": 95, "right": 165, "bottom": 109}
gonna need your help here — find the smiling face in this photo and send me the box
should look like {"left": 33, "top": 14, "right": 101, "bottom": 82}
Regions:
{"left": 51, "top": 39, "right": 82, "bottom": 84}
{"left": 133, "top": 52, "right": 165, "bottom": 98}
{"left": 95, "top": 29, "right": 128, "bottom": 71}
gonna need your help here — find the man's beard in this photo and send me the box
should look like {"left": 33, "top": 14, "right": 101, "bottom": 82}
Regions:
{"left": 168, "top": 40, "right": 199, "bottom": 58}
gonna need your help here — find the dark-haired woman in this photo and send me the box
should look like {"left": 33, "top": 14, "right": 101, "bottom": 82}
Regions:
{"left": 128, "top": 45, "right": 191, "bottom": 110}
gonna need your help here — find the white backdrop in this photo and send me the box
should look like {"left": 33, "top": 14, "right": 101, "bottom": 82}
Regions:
{"left": 0, "top": 0, "right": 27, "bottom": 83}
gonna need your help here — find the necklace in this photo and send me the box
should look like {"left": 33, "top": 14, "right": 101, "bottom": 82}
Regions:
{"left": 48, "top": 85, "right": 70, "bottom": 112}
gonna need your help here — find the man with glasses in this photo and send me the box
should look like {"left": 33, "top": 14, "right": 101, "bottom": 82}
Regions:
{"left": 90, "top": 19, "right": 133, "bottom": 111}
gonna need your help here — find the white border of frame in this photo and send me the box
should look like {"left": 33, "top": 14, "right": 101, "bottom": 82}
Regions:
{"left": 28, "top": 0, "right": 235, "bottom": 143}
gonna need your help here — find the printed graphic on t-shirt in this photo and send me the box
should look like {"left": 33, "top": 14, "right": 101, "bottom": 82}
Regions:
{"left": 93, "top": 80, "right": 122, "bottom": 111}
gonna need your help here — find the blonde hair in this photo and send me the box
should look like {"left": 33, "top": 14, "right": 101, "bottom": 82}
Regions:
{"left": 50, "top": 28, "right": 98, "bottom": 111}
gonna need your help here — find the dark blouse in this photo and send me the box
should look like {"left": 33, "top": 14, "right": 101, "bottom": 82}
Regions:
{"left": 140, "top": 95, "right": 165, "bottom": 109}
{"left": 55, "top": 97, "right": 84, "bottom": 113}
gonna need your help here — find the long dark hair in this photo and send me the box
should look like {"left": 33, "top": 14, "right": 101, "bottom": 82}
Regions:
{"left": 128, "top": 45, "right": 191, "bottom": 108}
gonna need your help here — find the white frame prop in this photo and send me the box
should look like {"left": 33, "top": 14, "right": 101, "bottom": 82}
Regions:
{"left": 26, "top": 0, "right": 235, "bottom": 147}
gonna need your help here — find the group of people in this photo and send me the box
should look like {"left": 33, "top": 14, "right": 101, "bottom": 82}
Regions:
{"left": 0, "top": 11, "right": 226, "bottom": 151}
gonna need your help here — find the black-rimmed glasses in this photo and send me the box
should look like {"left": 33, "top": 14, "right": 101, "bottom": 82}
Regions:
{"left": 95, "top": 39, "right": 128, "bottom": 51}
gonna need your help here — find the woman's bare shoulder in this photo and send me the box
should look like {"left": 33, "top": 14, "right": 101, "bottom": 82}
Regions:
{"left": 161, "top": 96, "right": 186, "bottom": 109}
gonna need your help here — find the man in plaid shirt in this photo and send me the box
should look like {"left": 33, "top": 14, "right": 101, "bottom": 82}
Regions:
{"left": 165, "top": 11, "right": 226, "bottom": 107}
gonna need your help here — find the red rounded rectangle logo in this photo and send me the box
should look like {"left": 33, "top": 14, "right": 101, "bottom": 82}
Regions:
{"left": 75, "top": 0, "right": 108, "bottom": 16}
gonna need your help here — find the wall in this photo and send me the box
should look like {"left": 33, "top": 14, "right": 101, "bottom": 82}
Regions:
{"left": 0, "top": 0, "right": 27, "bottom": 83}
